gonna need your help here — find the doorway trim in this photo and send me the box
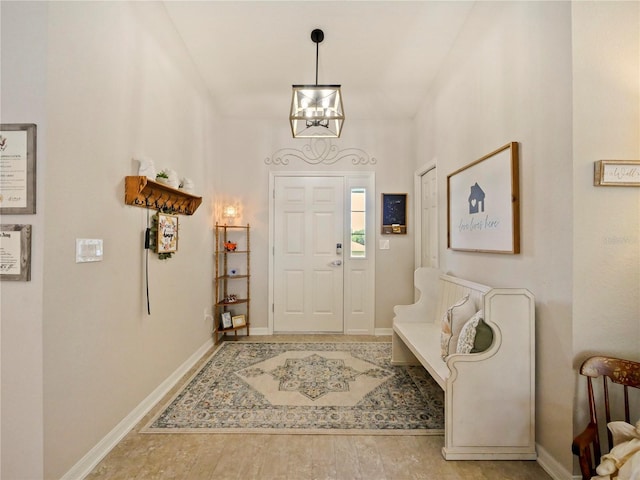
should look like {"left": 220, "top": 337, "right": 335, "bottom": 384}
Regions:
{"left": 268, "top": 171, "right": 376, "bottom": 336}
{"left": 414, "top": 161, "right": 438, "bottom": 270}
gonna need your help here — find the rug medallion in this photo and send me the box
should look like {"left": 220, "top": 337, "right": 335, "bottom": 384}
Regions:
{"left": 143, "top": 342, "right": 444, "bottom": 434}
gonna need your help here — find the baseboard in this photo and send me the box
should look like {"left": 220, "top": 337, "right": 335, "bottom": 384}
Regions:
{"left": 345, "top": 329, "right": 375, "bottom": 335}
{"left": 536, "top": 443, "right": 575, "bottom": 480}
{"left": 241, "top": 328, "right": 388, "bottom": 337}
{"left": 248, "top": 327, "right": 271, "bottom": 336}
{"left": 375, "top": 327, "right": 393, "bottom": 336}
{"left": 60, "top": 337, "right": 214, "bottom": 480}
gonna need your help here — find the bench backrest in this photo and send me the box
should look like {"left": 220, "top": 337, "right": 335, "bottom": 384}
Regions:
{"left": 435, "top": 274, "right": 491, "bottom": 322}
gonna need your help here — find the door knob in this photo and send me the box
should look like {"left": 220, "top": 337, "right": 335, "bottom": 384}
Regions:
{"left": 330, "top": 260, "right": 342, "bottom": 266}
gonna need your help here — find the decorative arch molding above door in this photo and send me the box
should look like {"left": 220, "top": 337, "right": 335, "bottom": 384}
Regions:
{"left": 264, "top": 139, "right": 377, "bottom": 166}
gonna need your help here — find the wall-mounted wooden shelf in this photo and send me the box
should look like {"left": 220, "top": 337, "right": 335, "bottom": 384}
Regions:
{"left": 124, "top": 176, "right": 202, "bottom": 215}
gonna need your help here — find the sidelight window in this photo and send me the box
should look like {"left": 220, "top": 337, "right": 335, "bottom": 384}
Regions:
{"left": 350, "top": 188, "right": 366, "bottom": 258}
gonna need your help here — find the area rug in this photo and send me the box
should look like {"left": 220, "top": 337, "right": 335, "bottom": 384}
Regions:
{"left": 142, "top": 342, "right": 444, "bottom": 435}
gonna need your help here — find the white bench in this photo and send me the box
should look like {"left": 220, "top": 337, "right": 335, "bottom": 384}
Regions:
{"left": 391, "top": 267, "right": 536, "bottom": 460}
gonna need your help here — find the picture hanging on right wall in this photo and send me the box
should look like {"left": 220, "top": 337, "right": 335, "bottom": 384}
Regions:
{"left": 447, "top": 142, "right": 520, "bottom": 254}
{"left": 593, "top": 160, "right": 640, "bottom": 186}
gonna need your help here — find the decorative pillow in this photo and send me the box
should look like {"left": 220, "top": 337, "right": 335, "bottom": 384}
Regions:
{"left": 440, "top": 313, "right": 453, "bottom": 359}
{"left": 440, "top": 294, "right": 476, "bottom": 359}
{"left": 448, "top": 295, "right": 477, "bottom": 356}
{"left": 471, "top": 318, "right": 494, "bottom": 353}
{"left": 594, "top": 421, "right": 640, "bottom": 479}
{"left": 456, "top": 310, "right": 484, "bottom": 354}
{"left": 440, "top": 310, "right": 451, "bottom": 360}
{"left": 608, "top": 420, "right": 640, "bottom": 446}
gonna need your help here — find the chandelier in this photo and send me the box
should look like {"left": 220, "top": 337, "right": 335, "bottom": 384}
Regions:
{"left": 289, "top": 29, "right": 344, "bottom": 138}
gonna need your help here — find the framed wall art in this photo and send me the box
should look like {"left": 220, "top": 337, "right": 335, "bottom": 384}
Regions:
{"left": 0, "top": 124, "right": 37, "bottom": 214}
{"left": 0, "top": 224, "right": 32, "bottom": 281}
{"left": 381, "top": 193, "right": 407, "bottom": 234}
{"left": 593, "top": 160, "right": 640, "bottom": 186}
{"left": 447, "top": 142, "right": 520, "bottom": 254}
{"left": 157, "top": 213, "right": 178, "bottom": 253}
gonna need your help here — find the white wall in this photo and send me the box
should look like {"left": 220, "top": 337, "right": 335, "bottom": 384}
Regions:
{"left": 572, "top": 0, "right": 640, "bottom": 365}
{"left": 2, "top": 2, "right": 219, "bottom": 478}
{"left": 415, "top": 1, "right": 576, "bottom": 476}
{"left": 216, "top": 118, "right": 417, "bottom": 332}
{"left": 0, "top": 2, "right": 48, "bottom": 479}
{"left": 571, "top": 0, "right": 640, "bottom": 442}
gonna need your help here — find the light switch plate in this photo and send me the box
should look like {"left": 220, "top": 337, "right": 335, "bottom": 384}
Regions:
{"left": 76, "top": 239, "right": 103, "bottom": 263}
{"left": 379, "top": 239, "right": 390, "bottom": 250}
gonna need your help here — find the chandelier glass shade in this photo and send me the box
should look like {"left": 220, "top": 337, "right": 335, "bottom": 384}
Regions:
{"left": 289, "top": 29, "right": 344, "bottom": 138}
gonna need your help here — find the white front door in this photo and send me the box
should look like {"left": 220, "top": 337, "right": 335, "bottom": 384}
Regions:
{"left": 273, "top": 176, "right": 344, "bottom": 332}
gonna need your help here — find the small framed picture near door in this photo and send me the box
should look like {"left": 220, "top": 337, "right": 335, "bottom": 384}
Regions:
{"left": 447, "top": 142, "right": 520, "bottom": 254}
{"left": 232, "top": 314, "right": 246, "bottom": 328}
{"left": 157, "top": 213, "right": 178, "bottom": 253}
{"left": 381, "top": 193, "right": 407, "bottom": 234}
{"left": 221, "top": 311, "right": 232, "bottom": 329}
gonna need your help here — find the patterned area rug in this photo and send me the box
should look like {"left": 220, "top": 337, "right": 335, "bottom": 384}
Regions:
{"left": 142, "top": 342, "right": 444, "bottom": 434}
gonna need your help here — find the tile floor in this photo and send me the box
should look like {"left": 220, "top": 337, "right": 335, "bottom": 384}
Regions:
{"left": 85, "top": 335, "right": 552, "bottom": 480}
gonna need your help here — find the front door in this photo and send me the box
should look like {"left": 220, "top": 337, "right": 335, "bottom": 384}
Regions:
{"left": 273, "top": 176, "right": 344, "bottom": 332}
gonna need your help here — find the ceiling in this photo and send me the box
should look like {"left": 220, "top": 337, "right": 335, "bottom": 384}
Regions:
{"left": 163, "top": 1, "right": 475, "bottom": 121}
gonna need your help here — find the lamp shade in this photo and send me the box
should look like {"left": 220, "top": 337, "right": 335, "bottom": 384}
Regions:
{"left": 290, "top": 85, "right": 344, "bottom": 138}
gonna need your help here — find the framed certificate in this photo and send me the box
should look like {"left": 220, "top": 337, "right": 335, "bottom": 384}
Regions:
{"left": 0, "top": 124, "right": 36, "bottom": 214}
{"left": 0, "top": 224, "right": 32, "bottom": 281}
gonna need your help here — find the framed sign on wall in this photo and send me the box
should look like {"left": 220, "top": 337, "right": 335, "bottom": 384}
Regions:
{"left": 593, "top": 160, "right": 640, "bottom": 186}
{"left": 0, "top": 224, "right": 32, "bottom": 281}
{"left": 447, "top": 142, "right": 520, "bottom": 254}
{"left": 381, "top": 193, "right": 407, "bottom": 234}
{"left": 0, "top": 124, "right": 37, "bottom": 214}
{"left": 157, "top": 213, "right": 179, "bottom": 254}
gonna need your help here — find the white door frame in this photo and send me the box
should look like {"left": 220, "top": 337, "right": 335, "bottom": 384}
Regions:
{"left": 414, "top": 161, "right": 438, "bottom": 270}
{"left": 268, "top": 171, "right": 376, "bottom": 335}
